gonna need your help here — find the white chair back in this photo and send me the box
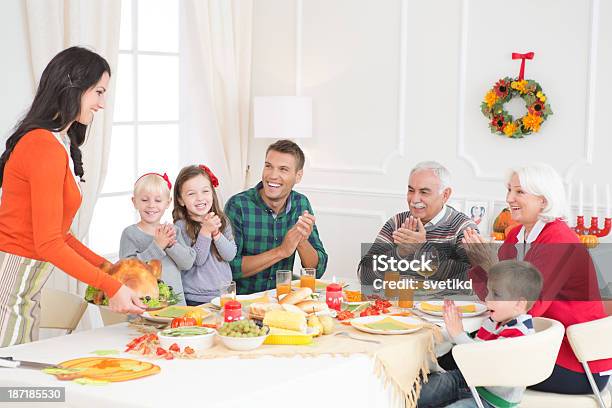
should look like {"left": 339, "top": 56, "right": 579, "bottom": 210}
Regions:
{"left": 566, "top": 316, "right": 612, "bottom": 363}
{"left": 452, "top": 317, "right": 564, "bottom": 387}
{"left": 99, "top": 306, "right": 129, "bottom": 326}
{"left": 40, "top": 287, "right": 88, "bottom": 333}
{"left": 566, "top": 316, "right": 612, "bottom": 408}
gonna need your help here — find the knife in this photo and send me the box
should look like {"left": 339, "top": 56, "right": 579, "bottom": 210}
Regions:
{"left": 0, "top": 356, "right": 59, "bottom": 369}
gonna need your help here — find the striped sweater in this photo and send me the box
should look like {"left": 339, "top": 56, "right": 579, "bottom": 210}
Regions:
{"left": 453, "top": 314, "right": 535, "bottom": 408}
{"left": 357, "top": 206, "right": 477, "bottom": 284}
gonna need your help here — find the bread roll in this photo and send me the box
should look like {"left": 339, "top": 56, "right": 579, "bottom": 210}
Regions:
{"left": 279, "top": 287, "right": 312, "bottom": 305}
{"left": 281, "top": 304, "right": 307, "bottom": 316}
{"left": 295, "top": 300, "right": 328, "bottom": 314}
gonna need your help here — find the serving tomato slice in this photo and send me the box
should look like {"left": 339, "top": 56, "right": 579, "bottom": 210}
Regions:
{"left": 170, "top": 317, "right": 197, "bottom": 328}
{"left": 360, "top": 306, "right": 381, "bottom": 317}
{"left": 336, "top": 310, "right": 354, "bottom": 321}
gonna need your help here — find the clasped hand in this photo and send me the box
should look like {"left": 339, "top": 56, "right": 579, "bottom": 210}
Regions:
{"left": 461, "top": 227, "right": 498, "bottom": 270}
{"left": 199, "top": 212, "right": 222, "bottom": 237}
{"left": 443, "top": 299, "right": 465, "bottom": 338}
{"left": 154, "top": 223, "right": 176, "bottom": 249}
{"left": 280, "top": 211, "right": 316, "bottom": 257}
{"left": 392, "top": 216, "right": 426, "bottom": 257}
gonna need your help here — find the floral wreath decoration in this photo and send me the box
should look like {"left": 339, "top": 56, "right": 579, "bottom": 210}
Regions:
{"left": 481, "top": 52, "right": 553, "bottom": 139}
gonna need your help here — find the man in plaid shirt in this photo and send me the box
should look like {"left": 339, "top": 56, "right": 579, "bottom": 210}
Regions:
{"left": 225, "top": 140, "right": 328, "bottom": 294}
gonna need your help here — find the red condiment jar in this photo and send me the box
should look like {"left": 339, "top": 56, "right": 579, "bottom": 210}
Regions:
{"left": 223, "top": 300, "right": 242, "bottom": 322}
{"left": 326, "top": 283, "right": 343, "bottom": 311}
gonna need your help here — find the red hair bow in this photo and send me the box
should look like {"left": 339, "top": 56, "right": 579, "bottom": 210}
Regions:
{"left": 199, "top": 165, "right": 219, "bottom": 188}
{"left": 136, "top": 172, "right": 172, "bottom": 190}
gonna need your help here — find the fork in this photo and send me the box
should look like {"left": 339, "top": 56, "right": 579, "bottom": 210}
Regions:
{"left": 334, "top": 331, "right": 381, "bottom": 344}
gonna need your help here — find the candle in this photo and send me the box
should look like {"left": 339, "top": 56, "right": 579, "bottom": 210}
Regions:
{"left": 592, "top": 184, "right": 597, "bottom": 218}
{"left": 606, "top": 184, "right": 611, "bottom": 218}
{"left": 578, "top": 182, "right": 584, "bottom": 215}
{"left": 567, "top": 183, "right": 572, "bottom": 220}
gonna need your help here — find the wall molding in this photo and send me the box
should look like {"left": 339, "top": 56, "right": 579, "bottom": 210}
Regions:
{"left": 299, "top": 0, "right": 408, "bottom": 175}
{"left": 456, "top": 0, "right": 598, "bottom": 183}
{"left": 315, "top": 207, "right": 388, "bottom": 225}
{"left": 299, "top": 184, "right": 503, "bottom": 203}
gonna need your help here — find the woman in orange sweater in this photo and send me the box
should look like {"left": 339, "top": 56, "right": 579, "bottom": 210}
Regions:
{"left": 0, "top": 47, "right": 144, "bottom": 347}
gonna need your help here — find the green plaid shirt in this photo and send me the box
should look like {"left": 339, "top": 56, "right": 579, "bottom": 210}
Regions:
{"left": 224, "top": 182, "right": 328, "bottom": 294}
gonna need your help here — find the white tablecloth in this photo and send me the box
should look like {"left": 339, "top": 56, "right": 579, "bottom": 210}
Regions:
{"left": 0, "top": 323, "right": 396, "bottom": 408}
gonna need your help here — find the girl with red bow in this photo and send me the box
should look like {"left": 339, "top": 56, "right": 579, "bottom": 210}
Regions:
{"left": 172, "top": 165, "right": 236, "bottom": 305}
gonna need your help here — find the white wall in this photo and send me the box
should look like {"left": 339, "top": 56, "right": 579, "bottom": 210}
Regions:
{"left": 249, "top": 0, "right": 612, "bottom": 281}
{"left": 0, "top": 0, "right": 33, "bottom": 141}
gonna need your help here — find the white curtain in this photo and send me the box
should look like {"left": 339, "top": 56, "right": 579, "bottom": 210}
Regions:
{"left": 23, "top": 0, "right": 121, "bottom": 297}
{"left": 179, "top": 0, "right": 253, "bottom": 200}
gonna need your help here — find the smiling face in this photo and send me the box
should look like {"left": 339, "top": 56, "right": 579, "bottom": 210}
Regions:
{"left": 178, "top": 174, "right": 214, "bottom": 220}
{"left": 77, "top": 71, "right": 109, "bottom": 125}
{"left": 485, "top": 281, "right": 528, "bottom": 324}
{"left": 132, "top": 189, "right": 171, "bottom": 226}
{"left": 260, "top": 150, "right": 303, "bottom": 208}
{"left": 407, "top": 169, "right": 451, "bottom": 223}
{"left": 506, "top": 173, "right": 546, "bottom": 228}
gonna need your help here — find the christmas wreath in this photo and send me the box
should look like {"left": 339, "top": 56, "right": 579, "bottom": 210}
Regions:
{"left": 481, "top": 52, "right": 552, "bottom": 138}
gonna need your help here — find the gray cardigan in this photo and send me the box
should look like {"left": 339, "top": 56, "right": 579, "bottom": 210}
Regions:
{"left": 119, "top": 224, "right": 196, "bottom": 306}
{"left": 175, "top": 219, "right": 237, "bottom": 304}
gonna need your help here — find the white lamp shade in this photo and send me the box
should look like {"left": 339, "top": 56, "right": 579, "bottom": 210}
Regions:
{"left": 253, "top": 96, "right": 312, "bottom": 139}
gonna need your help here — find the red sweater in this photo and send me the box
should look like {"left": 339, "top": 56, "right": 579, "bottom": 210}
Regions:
{"left": 469, "top": 219, "right": 611, "bottom": 373}
{"left": 0, "top": 129, "right": 121, "bottom": 297}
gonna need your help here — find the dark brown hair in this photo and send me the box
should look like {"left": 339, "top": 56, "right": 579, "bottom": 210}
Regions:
{"left": 172, "top": 165, "right": 227, "bottom": 261}
{"left": 0, "top": 46, "right": 111, "bottom": 186}
{"left": 266, "top": 139, "right": 305, "bottom": 171}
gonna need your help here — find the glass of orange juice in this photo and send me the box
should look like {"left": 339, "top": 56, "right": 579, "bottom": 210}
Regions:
{"left": 384, "top": 271, "right": 400, "bottom": 300}
{"left": 300, "top": 268, "right": 316, "bottom": 291}
{"left": 398, "top": 278, "right": 414, "bottom": 310}
{"left": 220, "top": 281, "right": 236, "bottom": 307}
{"left": 276, "top": 270, "right": 292, "bottom": 299}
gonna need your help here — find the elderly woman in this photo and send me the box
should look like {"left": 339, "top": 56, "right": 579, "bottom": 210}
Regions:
{"left": 463, "top": 163, "right": 611, "bottom": 395}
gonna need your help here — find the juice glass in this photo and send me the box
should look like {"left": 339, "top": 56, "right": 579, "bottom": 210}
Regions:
{"left": 384, "top": 271, "right": 400, "bottom": 300}
{"left": 220, "top": 281, "right": 236, "bottom": 307}
{"left": 300, "top": 268, "right": 316, "bottom": 291}
{"left": 398, "top": 279, "right": 414, "bottom": 310}
{"left": 276, "top": 270, "right": 292, "bottom": 299}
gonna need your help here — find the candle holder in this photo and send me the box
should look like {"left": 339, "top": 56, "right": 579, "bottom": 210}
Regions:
{"left": 572, "top": 215, "right": 612, "bottom": 238}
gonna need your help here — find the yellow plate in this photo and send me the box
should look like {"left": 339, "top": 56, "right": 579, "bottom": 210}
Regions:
{"left": 263, "top": 327, "right": 316, "bottom": 345}
{"left": 55, "top": 357, "right": 160, "bottom": 382}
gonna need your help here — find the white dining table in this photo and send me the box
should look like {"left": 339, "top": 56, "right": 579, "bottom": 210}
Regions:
{"left": 0, "top": 323, "right": 398, "bottom": 408}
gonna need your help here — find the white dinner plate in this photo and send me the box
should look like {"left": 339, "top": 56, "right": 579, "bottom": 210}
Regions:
{"left": 415, "top": 300, "right": 487, "bottom": 317}
{"left": 350, "top": 315, "right": 424, "bottom": 335}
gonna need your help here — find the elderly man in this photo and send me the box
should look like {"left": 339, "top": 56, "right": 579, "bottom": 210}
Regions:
{"left": 358, "top": 161, "right": 477, "bottom": 285}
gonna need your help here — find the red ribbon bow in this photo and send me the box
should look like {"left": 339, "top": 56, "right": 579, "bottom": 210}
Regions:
{"left": 199, "top": 165, "right": 219, "bottom": 188}
{"left": 136, "top": 172, "right": 172, "bottom": 190}
{"left": 512, "top": 52, "right": 534, "bottom": 80}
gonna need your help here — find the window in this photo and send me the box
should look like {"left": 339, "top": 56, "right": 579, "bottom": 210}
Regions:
{"left": 88, "top": 0, "right": 179, "bottom": 259}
